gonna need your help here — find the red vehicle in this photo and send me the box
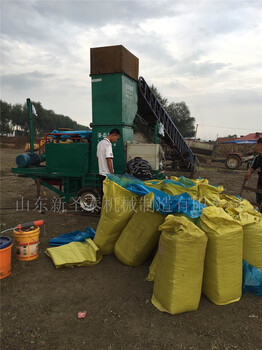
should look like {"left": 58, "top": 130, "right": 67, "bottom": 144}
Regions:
{"left": 225, "top": 152, "right": 254, "bottom": 170}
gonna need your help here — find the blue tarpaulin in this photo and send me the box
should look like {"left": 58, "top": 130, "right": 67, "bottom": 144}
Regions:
{"left": 51, "top": 130, "right": 92, "bottom": 140}
{"left": 223, "top": 140, "right": 256, "bottom": 144}
{"left": 107, "top": 174, "right": 144, "bottom": 188}
{"left": 163, "top": 178, "right": 195, "bottom": 188}
{"left": 126, "top": 183, "right": 205, "bottom": 218}
{"left": 242, "top": 260, "right": 262, "bottom": 296}
{"left": 49, "top": 227, "right": 96, "bottom": 246}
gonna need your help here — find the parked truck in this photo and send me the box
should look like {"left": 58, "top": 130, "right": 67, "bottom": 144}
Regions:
{"left": 186, "top": 139, "right": 255, "bottom": 170}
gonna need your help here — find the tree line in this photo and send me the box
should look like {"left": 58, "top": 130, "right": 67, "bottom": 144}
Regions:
{"left": 150, "top": 85, "right": 196, "bottom": 137}
{"left": 0, "top": 100, "right": 90, "bottom": 136}
{"left": 1, "top": 86, "right": 196, "bottom": 138}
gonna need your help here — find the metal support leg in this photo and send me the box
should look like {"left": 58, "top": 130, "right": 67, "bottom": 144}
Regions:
{"left": 36, "top": 178, "right": 41, "bottom": 198}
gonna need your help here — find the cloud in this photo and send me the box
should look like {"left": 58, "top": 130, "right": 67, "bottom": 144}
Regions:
{"left": 1, "top": 0, "right": 261, "bottom": 140}
{"left": 172, "top": 61, "right": 228, "bottom": 77}
{"left": 199, "top": 88, "right": 262, "bottom": 106}
{"left": 1, "top": 0, "right": 179, "bottom": 43}
{"left": 1, "top": 71, "right": 55, "bottom": 89}
{"left": 32, "top": 0, "right": 180, "bottom": 27}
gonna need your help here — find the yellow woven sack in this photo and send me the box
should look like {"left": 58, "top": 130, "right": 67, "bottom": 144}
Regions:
{"left": 45, "top": 239, "right": 102, "bottom": 268}
{"left": 170, "top": 176, "right": 180, "bottom": 182}
{"left": 226, "top": 206, "right": 262, "bottom": 226}
{"left": 162, "top": 181, "right": 198, "bottom": 200}
{"left": 144, "top": 179, "right": 164, "bottom": 191}
{"left": 114, "top": 192, "right": 165, "bottom": 266}
{"left": 171, "top": 176, "right": 209, "bottom": 186}
{"left": 94, "top": 178, "right": 138, "bottom": 255}
{"left": 224, "top": 200, "right": 262, "bottom": 270}
{"left": 221, "top": 194, "right": 254, "bottom": 212}
{"left": 243, "top": 220, "right": 262, "bottom": 270}
{"left": 198, "top": 183, "right": 224, "bottom": 206}
{"left": 170, "top": 176, "right": 213, "bottom": 202}
{"left": 146, "top": 214, "right": 197, "bottom": 282}
{"left": 146, "top": 250, "right": 158, "bottom": 282}
{"left": 152, "top": 215, "right": 208, "bottom": 315}
{"left": 200, "top": 207, "right": 243, "bottom": 305}
{"left": 224, "top": 194, "right": 262, "bottom": 225}
{"left": 191, "top": 178, "right": 209, "bottom": 185}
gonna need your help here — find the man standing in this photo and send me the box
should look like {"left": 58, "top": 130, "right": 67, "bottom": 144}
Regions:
{"left": 97, "top": 129, "right": 121, "bottom": 202}
{"left": 245, "top": 137, "right": 262, "bottom": 212}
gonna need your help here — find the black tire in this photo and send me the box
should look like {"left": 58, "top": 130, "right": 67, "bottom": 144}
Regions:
{"left": 225, "top": 155, "right": 241, "bottom": 169}
{"left": 76, "top": 187, "right": 100, "bottom": 212}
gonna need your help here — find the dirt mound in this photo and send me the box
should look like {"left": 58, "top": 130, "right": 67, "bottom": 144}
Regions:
{"left": 0, "top": 136, "right": 40, "bottom": 149}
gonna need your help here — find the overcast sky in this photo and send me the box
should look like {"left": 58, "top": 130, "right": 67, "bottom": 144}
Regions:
{"left": 1, "top": 0, "right": 261, "bottom": 140}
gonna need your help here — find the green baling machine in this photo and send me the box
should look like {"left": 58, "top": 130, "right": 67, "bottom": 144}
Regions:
{"left": 12, "top": 45, "right": 196, "bottom": 212}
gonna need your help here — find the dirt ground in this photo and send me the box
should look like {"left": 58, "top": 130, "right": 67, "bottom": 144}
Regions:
{"left": 1, "top": 148, "right": 261, "bottom": 350}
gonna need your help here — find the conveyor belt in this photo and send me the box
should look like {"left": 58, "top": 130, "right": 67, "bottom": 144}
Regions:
{"left": 138, "top": 76, "right": 196, "bottom": 171}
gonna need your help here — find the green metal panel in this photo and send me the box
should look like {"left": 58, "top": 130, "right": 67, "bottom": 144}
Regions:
{"left": 92, "top": 74, "right": 122, "bottom": 125}
{"left": 121, "top": 74, "right": 138, "bottom": 126}
{"left": 26, "top": 98, "right": 35, "bottom": 154}
{"left": 63, "top": 177, "right": 82, "bottom": 197}
{"left": 90, "top": 125, "right": 133, "bottom": 173}
{"left": 82, "top": 173, "right": 100, "bottom": 188}
{"left": 46, "top": 143, "right": 91, "bottom": 175}
{"left": 90, "top": 73, "right": 138, "bottom": 174}
{"left": 91, "top": 73, "right": 138, "bottom": 126}
{"left": 12, "top": 167, "right": 52, "bottom": 176}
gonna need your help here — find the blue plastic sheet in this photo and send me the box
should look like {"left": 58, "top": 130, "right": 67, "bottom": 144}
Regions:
{"left": 126, "top": 184, "right": 205, "bottom": 218}
{"left": 173, "top": 176, "right": 222, "bottom": 189}
{"left": 51, "top": 130, "right": 92, "bottom": 140}
{"left": 49, "top": 227, "right": 96, "bottom": 246}
{"left": 107, "top": 174, "right": 144, "bottom": 188}
{"left": 242, "top": 260, "right": 262, "bottom": 296}
{"left": 163, "top": 178, "right": 195, "bottom": 188}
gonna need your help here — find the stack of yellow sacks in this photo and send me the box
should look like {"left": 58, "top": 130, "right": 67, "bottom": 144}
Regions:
{"left": 148, "top": 178, "right": 261, "bottom": 314}
{"left": 94, "top": 179, "right": 167, "bottom": 266}
{"left": 94, "top": 175, "right": 262, "bottom": 315}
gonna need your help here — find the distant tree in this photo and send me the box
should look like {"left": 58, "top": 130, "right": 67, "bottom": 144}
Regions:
{"left": 0, "top": 100, "right": 13, "bottom": 134}
{"left": 150, "top": 85, "right": 195, "bottom": 137}
{"left": 151, "top": 84, "right": 169, "bottom": 109}
{"left": 227, "top": 134, "right": 238, "bottom": 138}
{"left": 0, "top": 99, "right": 90, "bottom": 136}
{"left": 10, "top": 103, "right": 28, "bottom": 133}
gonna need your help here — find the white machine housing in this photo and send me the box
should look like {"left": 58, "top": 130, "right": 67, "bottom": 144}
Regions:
{"left": 126, "top": 142, "right": 163, "bottom": 170}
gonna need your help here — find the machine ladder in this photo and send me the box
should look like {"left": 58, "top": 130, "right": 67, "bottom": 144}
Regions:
{"left": 138, "top": 76, "right": 196, "bottom": 171}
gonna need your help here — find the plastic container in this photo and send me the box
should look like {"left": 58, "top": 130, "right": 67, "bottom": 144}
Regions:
{"left": 13, "top": 226, "right": 40, "bottom": 261}
{"left": 0, "top": 237, "right": 13, "bottom": 279}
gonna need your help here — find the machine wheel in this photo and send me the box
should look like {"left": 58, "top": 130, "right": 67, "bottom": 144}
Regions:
{"left": 225, "top": 155, "right": 241, "bottom": 169}
{"left": 77, "top": 187, "right": 100, "bottom": 212}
